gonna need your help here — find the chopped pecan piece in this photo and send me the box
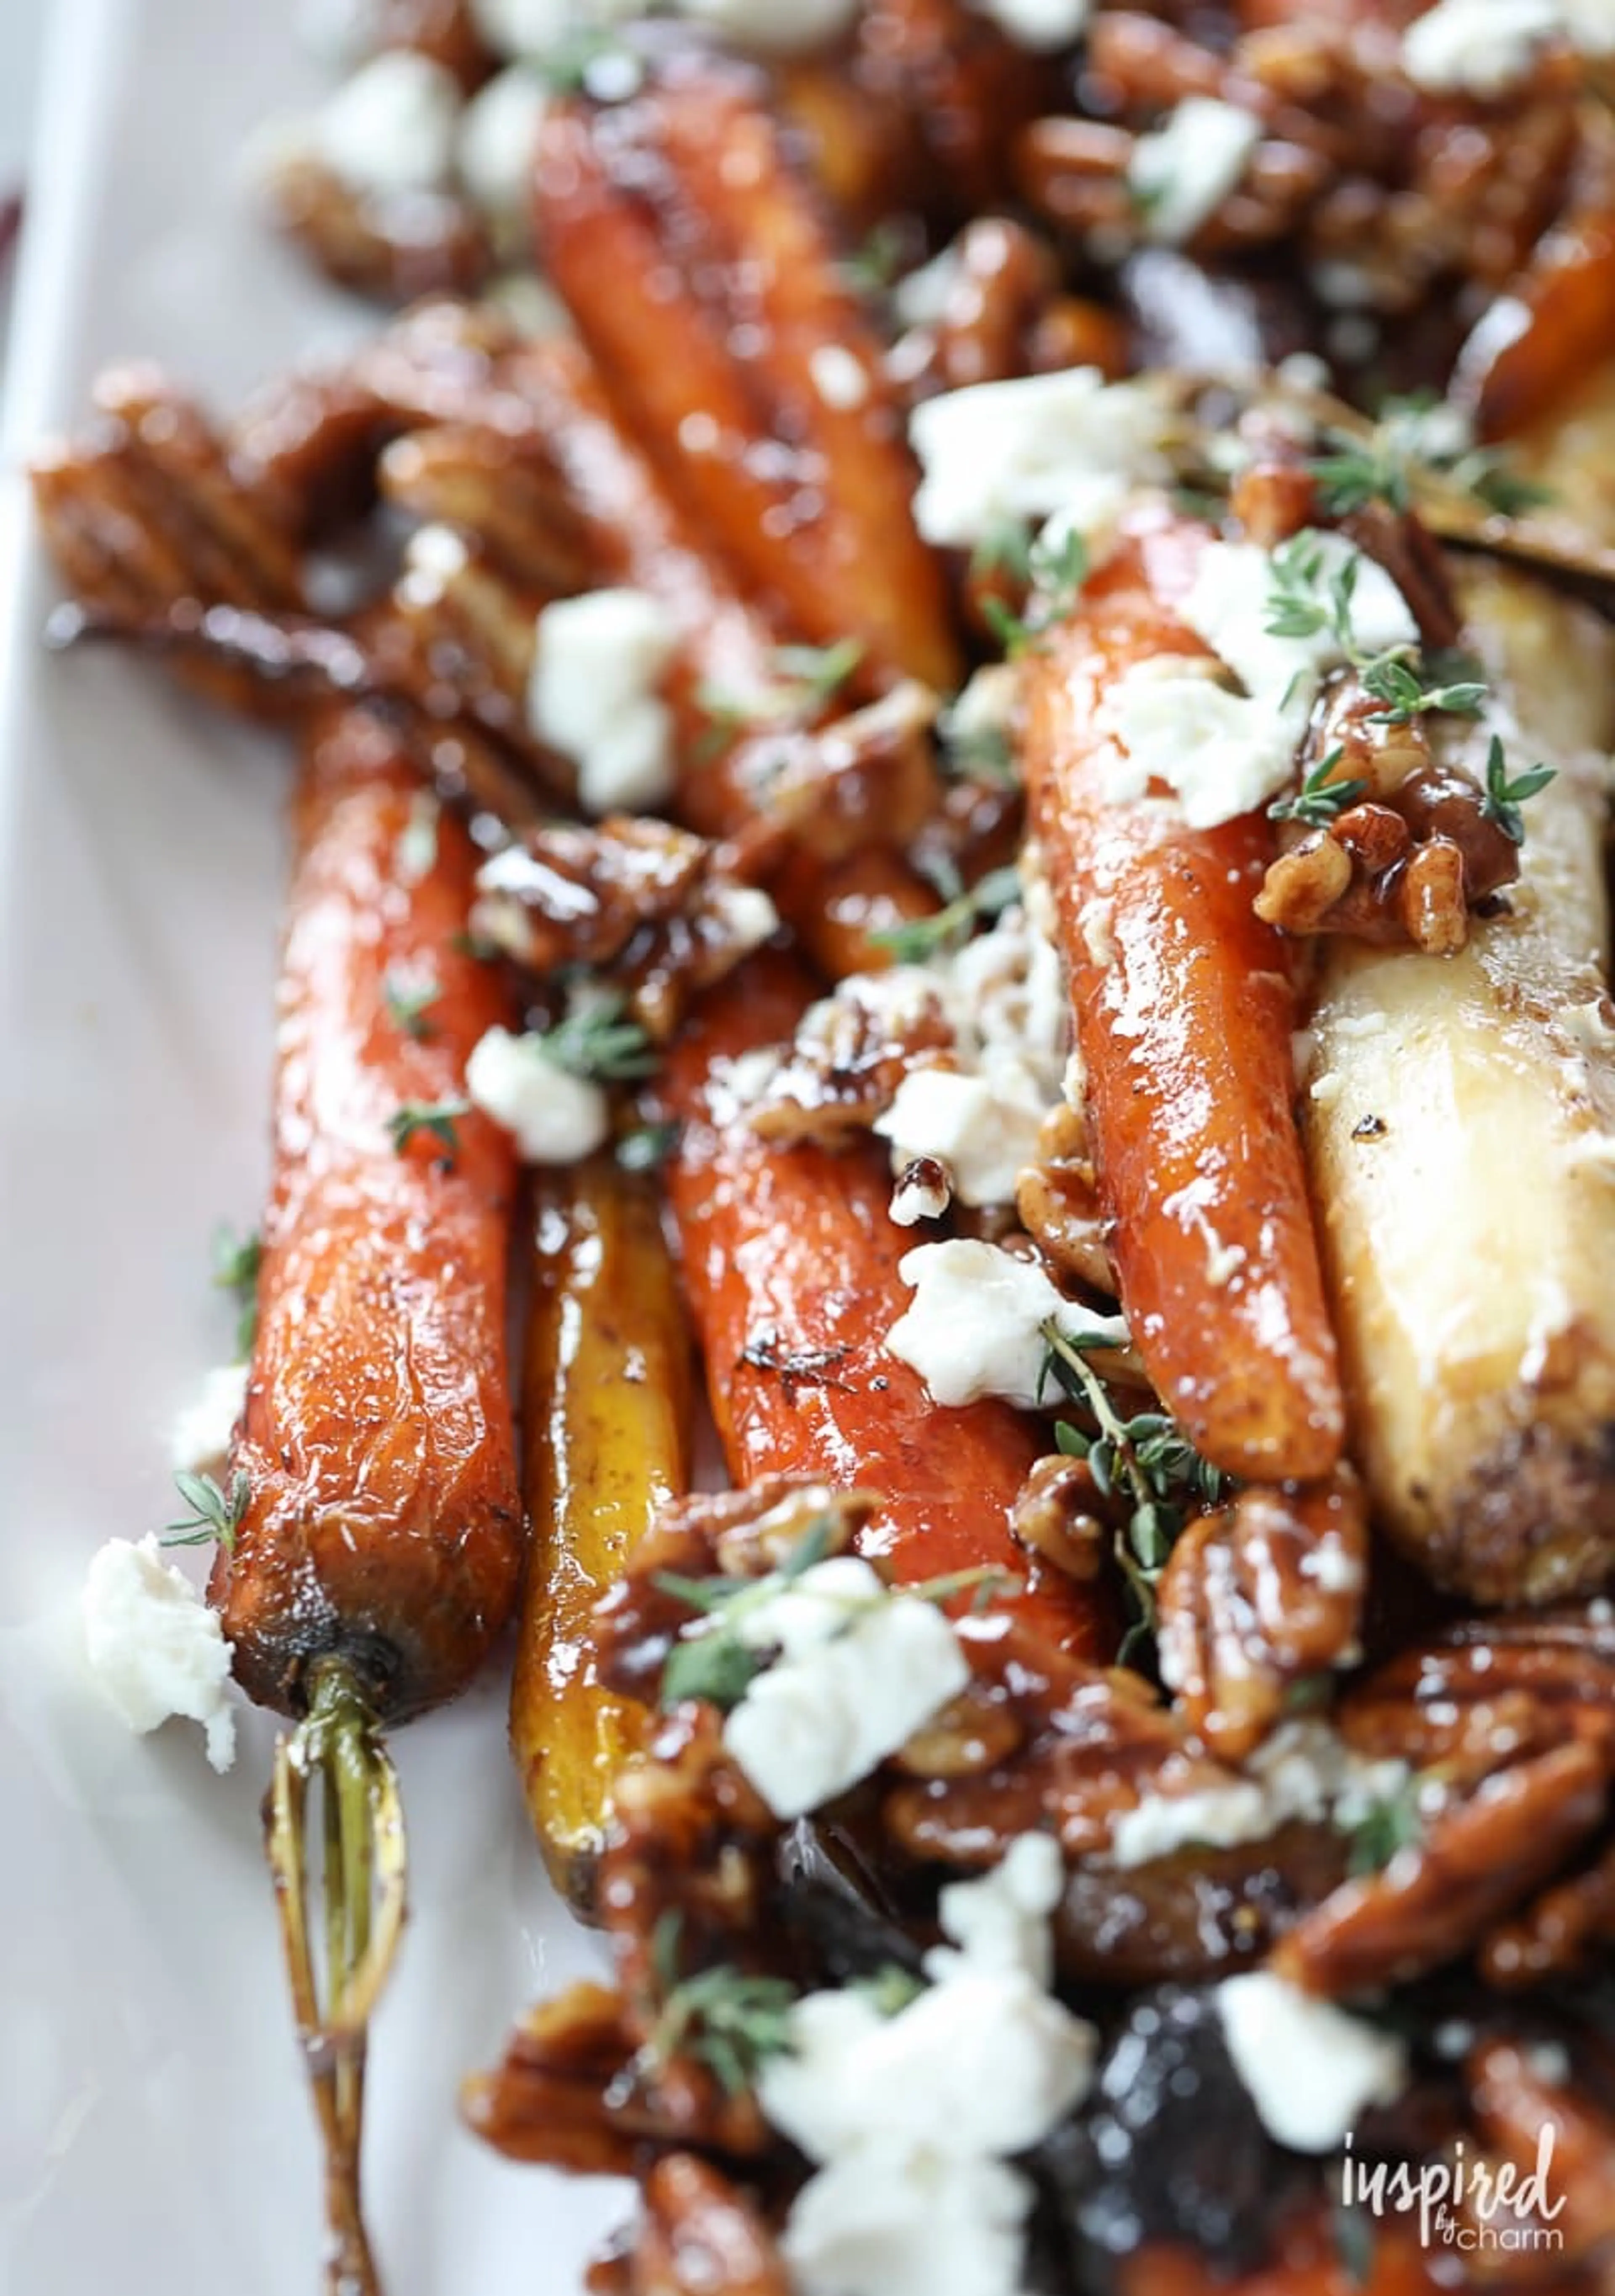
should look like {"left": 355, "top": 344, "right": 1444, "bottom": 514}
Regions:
{"left": 257, "top": 153, "right": 492, "bottom": 305}
{"left": 1481, "top": 1839, "right": 1615, "bottom": 1989}
{"left": 745, "top": 975, "right": 953, "bottom": 1148}
{"left": 631, "top": 2157, "right": 793, "bottom": 2296}
{"left": 725, "top": 683, "right": 943, "bottom": 877}
{"left": 1017, "top": 1099, "right": 1116, "bottom": 1298}
{"left": 1466, "top": 2038, "right": 1615, "bottom": 2267}
{"left": 474, "top": 817, "right": 779, "bottom": 1039}
{"left": 1156, "top": 1473, "right": 1368, "bottom": 1762}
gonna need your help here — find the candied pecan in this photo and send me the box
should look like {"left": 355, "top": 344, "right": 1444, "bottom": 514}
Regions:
{"left": 1156, "top": 1473, "right": 1368, "bottom": 1762}
{"left": 1466, "top": 2039, "right": 1615, "bottom": 2268}
{"left": 1017, "top": 1099, "right": 1117, "bottom": 1299}
{"left": 1273, "top": 1742, "right": 1609, "bottom": 1997}
{"left": 379, "top": 423, "right": 597, "bottom": 595}
{"left": 1255, "top": 832, "right": 1354, "bottom": 936}
{"left": 1011, "top": 1453, "right": 1111, "bottom": 1584}
{"left": 32, "top": 369, "right": 305, "bottom": 713}
{"left": 725, "top": 684, "right": 943, "bottom": 878}
{"left": 745, "top": 974, "right": 953, "bottom": 1148}
{"left": 258, "top": 154, "right": 492, "bottom": 306}
{"left": 632, "top": 2157, "right": 793, "bottom": 2296}
{"left": 1341, "top": 1607, "right": 1615, "bottom": 1774}
{"left": 474, "top": 817, "right": 778, "bottom": 1037}
{"left": 1481, "top": 1840, "right": 1615, "bottom": 1990}
{"left": 890, "top": 215, "right": 1128, "bottom": 397}
{"left": 462, "top": 1981, "right": 653, "bottom": 2176}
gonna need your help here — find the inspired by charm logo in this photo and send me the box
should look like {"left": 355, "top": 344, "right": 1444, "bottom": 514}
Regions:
{"left": 1341, "top": 2128, "right": 1567, "bottom": 2254}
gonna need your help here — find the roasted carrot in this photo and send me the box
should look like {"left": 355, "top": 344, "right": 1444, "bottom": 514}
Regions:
{"left": 512, "top": 1155, "right": 692, "bottom": 1908}
{"left": 1025, "top": 529, "right": 1344, "bottom": 1483}
{"left": 208, "top": 703, "right": 525, "bottom": 2294}
{"left": 534, "top": 67, "right": 960, "bottom": 693}
{"left": 662, "top": 957, "right": 1112, "bottom": 1662}
{"left": 213, "top": 705, "right": 524, "bottom": 1716}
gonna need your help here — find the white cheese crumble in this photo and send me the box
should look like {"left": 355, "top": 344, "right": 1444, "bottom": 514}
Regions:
{"left": 456, "top": 65, "right": 550, "bottom": 232}
{"left": 762, "top": 1835, "right": 1095, "bottom": 2296}
{"left": 875, "top": 1066, "right": 1047, "bottom": 1209}
{"left": 1102, "top": 658, "right": 1305, "bottom": 829}
{"left": 1108, "top": 1721, "right": 1407, "bottom": 1869}
{"left": 316, "top": 51, "right": 463, "bottom": 197}
{"left": 887, "top": 1238, "right": 1128, "bottom": 1410}
{"left": 890, "top": 1161, "right": 953, "bottom": 1227}
{"left": 169, "top": 1362, "right": 249, "bottom": 1479}
{"left": 1217, "top": 1973, "right": 1408, "bottom": 2153}
{"left": 526, "top": 587, "right": 680, "bottom": 815}
{"left": 942, "top": 662, "right": 1021, "bottom": 765}
{"left": 674, "top": 0, "right": 861, "bottom": 49}
{"left": 963, "top": 0, "right": 1093, "bottom": 50}
{"left": 809, "top": 343, "right": 871, "bottom": 411}
{"left": 1128, "top": 98, "right": 1262, "bottom": 247}
{"left": 82, "top": 1536, "right": 237, "bottom": 1772}
{"left": 719, "top": 1558, "right": 969, "bottom": 1819}
{"left": 909, "top": 368, "right": 1177, "bottom": 551}
{"left": 1182, "top": 534, "right": 1419, "bottom": 714}
{"left": 465, "top": 1024, "right": 610, "bottom": 1164}
{"left": 1401, "top": 0, "right": 1615, "bottom": 96}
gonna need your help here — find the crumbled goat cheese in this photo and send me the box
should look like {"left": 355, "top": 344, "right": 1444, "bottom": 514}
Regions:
{"left": 466, "top": 1025, "right": 610, "bottom": 1164}
{"left": 1128, "top": 98, "right": 1262, "bottom": 247}
{"left": 893, "top": 246, "right": 962, "bottom": 331}
{"left": 909, "top": 368, "right": 1176, "bottom": 550}
{"left": 720, "top": 1559, "right": 969, "bottom": 1819}
{"left": 1402, "top": 0, "right": 1614, "bottom": 96}
{"left": 169, "top": 1362, "right": 249, "bottom": 1478}
{"left": 82, "top": 1537, "right": 237, "bottom": 1772}
{"left": 1218, "top": 1973, "right": 1408, "bottom": 2153}
{"left": 316, "top": 51, "right": 462, "bottom": 196}
{"left": 942, "top": 663, "right": 1021, "bottom": 764}
{"left": 1182, "top": 535, "right": 1419, "bottom": 716}
{"left": 1108, "top": 1720, "right": 1407, "bottom": 1868}
{"left": 810, "top": 343, "right": 871, "bottom": 410}
{"left": 1103, "top": 658, "right": 1305, "bottom": 829}
{"left": 963, "top": 0, "right": 1093, "bottom": 50}
{"left": 874, "top": 1065, "right": 1047, "bottom": 1209}
{"left": 527, "top": 587, "right": 680, "bottom": 814}
{"left": 674, "top": 0, "right": 862, "bottom": 50}
{"left": 887, "top": 1238, "right": 1128, "bottom": 1410}
{"left": 706, "top": 880, "right": 782, "bottom": 956}
{"left": 762, "top": 1835, "right": 1094, "bottom": 2296}
{"left": 456, "top": 66, "right": 549, "bottom": 232}
{"left": 296, "top": 0, "right": 384, "bottom": 66}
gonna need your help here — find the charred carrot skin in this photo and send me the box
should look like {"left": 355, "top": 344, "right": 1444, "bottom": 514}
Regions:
{"left": 1025, "top": 531, "right": 1345, "bottom": 1484}
{"left": 662, "top": 958, "right": 1112, "bottom": 1663}
{"left": 211, "top": 706, "right": 524, "bottom": 1720}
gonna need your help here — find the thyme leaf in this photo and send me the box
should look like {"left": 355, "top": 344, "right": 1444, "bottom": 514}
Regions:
{"left": 1480, "top": 735, "right": 1555, "bottom": 846}
{"left": 163, "top": 1467, "right": 250, "bottom": 1553}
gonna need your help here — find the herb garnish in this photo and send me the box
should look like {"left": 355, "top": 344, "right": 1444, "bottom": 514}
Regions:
{"left": 698, "top": 638, "right": 864, "bottom": 739}
{"left": 1345, "top": 1776, "right": 1424, "bottom": 1877}
{"left": 163, "top": 1467, "right": 250, "bottom": 1553}
{"left": 1264, "top": 530, "right": 1359, "bottom": 648}
{"left": 387, "top": 1098, "right": 471, "bottom": 1158}
{"left": 654, "top": 1518, "right": 1014, "bottom": 1712}
{"left": 1039, "top": 1323, "right": 1227, "bottom": 1663}
{"left": 617, "top": 1119, "right": 680, "bottom": 1173}
{"left": 381, "top": 971, "right": 442, "bottom": 1042}
{"left": 1360, "top": 652, "right": 1486, "bottom": 727}
{"left": 1267, "top": 748, "right": 1366, "bottom": 830}
{"left": 868, "top": 862, "right": 1022, "bottom": 963}
{"left": 212, "top": 1222, "right": 263, "bottom": 1360}
{"left": 536, "top": 997, "right": 658, "bottom": 1083}
{"left": 393, "top": 793, "right": 440, "bottom": 887}
{"left": 1305, "top": 395, "right": 1552, "bottom": 522}
{"left": 1480, "top": 736, "right": 1555, "bottom": 846}
{"left": 646, "top": 1914, "right": 798, "bottom": 2096}
{"left": 981, "top": 525, "right": 1091, "bottom": 660}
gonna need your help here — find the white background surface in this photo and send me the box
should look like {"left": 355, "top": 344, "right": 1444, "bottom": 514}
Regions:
{"left": 0, "top": 4, "right": 621, "bottom": 2290}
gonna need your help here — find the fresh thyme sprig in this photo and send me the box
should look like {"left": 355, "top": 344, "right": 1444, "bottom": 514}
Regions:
{"left": 1359, "top": 651, "right": 1486, "bottom": 727}
{"left": 617, "top": 1119, "right": 680, "bottom": 1173}
{"left": 1345, "top": 1776, "right": 1424, "bottom": 1877}
{"left": 1038, "top": 1323, "right": 1227, "bottom": 1664}
{"left": 646, "top": 1914, "right": 798, "bottom": 2096}
{"left": 1267, "top": 748, "right": 1366, "bottom": 829}
{"left": 1305, "top": 395, "right": 1553, "bottom": 522}
{"left": 655, "top": 1519, "right": 1016, "bottom": 1711}
{"left": 838, "top": 219, "right": 908, "bottom": 299}
{"left": 1264, "top": 530, "right": 1359, "bottom": 648}
{"left": 980, "top": 525, "right": 1091, "bottom": 660}
{"left": 537, "top": 996, "right": 658, "bottom": 1083}
{"left": 387, "top": 1097, "right": 470, "bottom": 1157}
{"left": 697, "top": 638, "right": 864, "bottom": 739}
{"left": 163, "top": 1468, "right": 250, "bottom": 1553}
{"left": 1480, "top": 736, "right": 1555, "bottom": 846}
{"left": 211, "top": 1222, "right": 263, "bottom": 1360}
{"left": 868, "top": 862, "right": 1022, "bottom": 963}
{"left": 381, "top": 971, "right": 442, "bottom": 1042}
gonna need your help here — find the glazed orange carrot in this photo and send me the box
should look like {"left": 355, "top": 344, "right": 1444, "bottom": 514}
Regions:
{"left": 662, "top": 957, "right": 1112, "bottom": 1662}
{"left": 212, "top": 705, "right": 525, "bottom": 1718}
{"left": 534, "top": 67, "right": 960, "bottom": 694}
{"left": 1025, "top": 528, "right": 1344, "bottom": 1483}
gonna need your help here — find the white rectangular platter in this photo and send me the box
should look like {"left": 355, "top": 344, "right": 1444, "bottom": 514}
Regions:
{"left": 0, "top": 3, "right": 620, "bottom": 2288}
